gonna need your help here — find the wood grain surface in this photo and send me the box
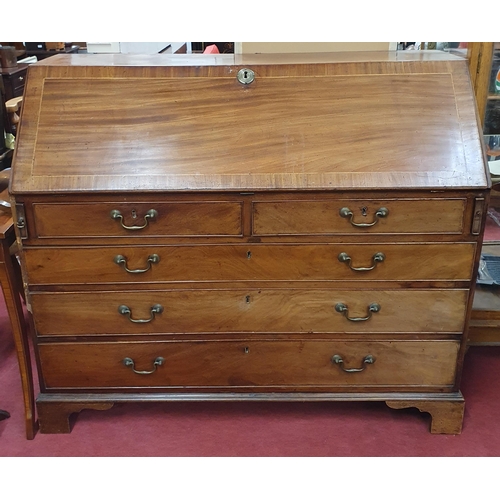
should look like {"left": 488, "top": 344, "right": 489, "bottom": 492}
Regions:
{"left": 10, "top": 52, "right": 488, "bottom": 193}
{"left": 22, "top": 242, "right": 475, "bottom": 285}
{"left": 31, "top": 288, "right": 468, "bottom": 335}
{"left": 9, "top": 52, "right": 487, "bottom": 434}
{"left": 37, "top": 339, "right": 460, "bottom": 390}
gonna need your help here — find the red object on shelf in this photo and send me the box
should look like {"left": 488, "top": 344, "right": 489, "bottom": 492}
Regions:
{"left": 203, "top": 44, "right": 220, "bottom": 54}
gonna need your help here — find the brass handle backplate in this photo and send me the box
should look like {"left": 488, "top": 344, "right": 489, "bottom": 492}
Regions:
{"left": 335, "top": 302, "right": 381, "bottom": 322}
{"left": 110, "top": 209, "right": 158, "bottom": 230}
{"left": 339, "top": 207, "right": 389, "bottom": 227}
{"left": 338, "top": 252, "right": 385, "bottom": 272}
{"left": 332, "top": 354, "right": 375, "bottom": 373}
{"left": 114, "top": 254, "right": 160, "bottom": 274}
{"left": 118, "top": 304, "right": 164, "bottom": 323}
{"left": 122, "top": 356, "right": 164, "bottom": 375}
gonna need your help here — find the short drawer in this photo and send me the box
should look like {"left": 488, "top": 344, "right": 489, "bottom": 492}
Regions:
{"left": 31, "top": 201, "right": 243, "bottom": 238}
{"left": 37, "top": 339, "right": 460, "bottom": 390}
{"left": 23, "top": 242, "right": 475, "bottom": 285}
{"left": 253, "top": 198, "right": 467, "bottom": 235}
{"left": 31, "top": 288, "right": 468, "bottom": 336}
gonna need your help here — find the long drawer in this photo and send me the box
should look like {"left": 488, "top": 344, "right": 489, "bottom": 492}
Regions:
{"left": 23, "top": 243, "right": 475, "bottom": 285}
{"left": 37, "top": 339, "right": 460, "bottom": 390}
{"left": 253, "top": 198, "right": 467, "bottom": 235}
{"left": 31, "top": 288, "right": 468, "bottom": 336}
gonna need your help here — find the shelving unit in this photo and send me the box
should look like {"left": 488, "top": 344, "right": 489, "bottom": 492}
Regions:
{"left": 468, "top": 43, "right": 500, "bottom": 134}
{"left": 467, "top": 42, "right": 500, "bottom": 344}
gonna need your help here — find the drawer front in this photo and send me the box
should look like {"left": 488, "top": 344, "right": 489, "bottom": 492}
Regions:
{"left": 12, "top": 84, "right": 25, "bottom": 98}
{"left": 4, "top": 70, "right": 27, "bottom": 99}
{"left": 13, "top": 75, "right": 25, "bottom": 89}
{"left": 32, "top": 288, "right": 468, "bottom": 336}
{"left": 37, "top": 339, "right": 460, "bottom": 389}
{"left": 23, "top": 243, "right": 475, "bottom": 285}
{"left": 32, "top": 201, "right": 243, "bottom": 238}
{"left": 253, "top": 199, "right": 467, "bottom": 235}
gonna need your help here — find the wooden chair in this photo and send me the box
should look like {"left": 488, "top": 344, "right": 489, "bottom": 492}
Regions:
{"left": 0, "top": 97, "right": 37, "bottom": 438}
{"left": 5, "top": 95, "right": 22, "bottom": 137}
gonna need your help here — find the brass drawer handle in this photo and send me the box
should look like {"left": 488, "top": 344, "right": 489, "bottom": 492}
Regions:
{"left": 110, "top": 209, "right": 158, "bottom": 230}
{"left": 339, "top": 207, "right": 389, "bottom": 227}
{"left": 338, "top": 252, "right": 385, "bottom": 271}
{"left": 122, "top": 356, "right": 164, "bottom": 375}
{"left": 114, "top": 254, "right": 160, "bottom": 273}
{"left": 332, "top": 354, "right": 375, "bottom": 373}
{"left": 118, "top": 304, "right": 164, "bottom": 323}
{"left": 335, "top": 302, "right": 381, "bottom": 322}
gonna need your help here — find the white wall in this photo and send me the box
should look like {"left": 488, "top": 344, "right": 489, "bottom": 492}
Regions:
{"left": 236, "top": 42, "right": 396, "bottom": 54}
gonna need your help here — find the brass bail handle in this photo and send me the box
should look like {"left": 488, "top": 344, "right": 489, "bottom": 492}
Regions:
{"left": 335, "top": 302, "right": 381, "bottom": 322}
{"left": 122, "top": 357, "right": 164, "bottom": 375}
{"left": 110, "top": 209, "right": 158, "bottom": 230}
{"left": 339, "top": 207, "right": 389, "bottom": 228}
{"left": 118, "top": 304, "right": 164, "bottom": 323}
{"left": 332, "top": 354, "right": 375, "bottom": 373}
{"left": 114, "top": 254, "right": 160, "bottom": 274}
{"left": 338, "top": 252, "right": 385, "bottom": 272}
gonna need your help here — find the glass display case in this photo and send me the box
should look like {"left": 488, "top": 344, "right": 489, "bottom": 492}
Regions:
{"left": 399, "top": 42, "right": 500, "bottom": 344}
{"left": 479, "top": 43, "right": 500, "bottom": 135}
{"left": 467, "top": 43, "right": 500, "bottom": 343}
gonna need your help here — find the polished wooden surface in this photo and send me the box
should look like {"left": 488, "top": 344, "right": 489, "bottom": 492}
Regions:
{"left": 11, "top": 53, "right": 488, "bottom": 193}
{"left": 31, "top": 288, "right": 468, "bottom": 335}
{"left": 32, "top": 51, "right": 468, "bottom": 66}
{"left": 33, "top": 201, "right": 243, "bottom": 237}
{"left": 22, "top": 243, "right": 475, "bottom": 285}
{"left": 30, "top": 197, "right": 468, "bottom": 238}
{"left": 10, "top": 53, "right": 488, "bottom": 435}
{"left": 14, "top": 190, "right": 480, "bottom": 245}
{"left": 37, "top": 339, "right": 460, "bottom": 390}
{"left": 253, "top": 198, "right": 468, "bottom": 235}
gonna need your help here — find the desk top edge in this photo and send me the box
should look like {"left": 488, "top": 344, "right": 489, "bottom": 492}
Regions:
{"left": 32, "top": 51, "right": 466, "bottom": 67}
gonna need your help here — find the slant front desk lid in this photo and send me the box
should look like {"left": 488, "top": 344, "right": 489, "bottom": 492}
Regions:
{"left": 11, "top": 52, "right": 489, "bottom": 194}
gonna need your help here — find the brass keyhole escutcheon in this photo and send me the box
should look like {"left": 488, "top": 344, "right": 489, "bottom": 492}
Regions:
{"left": 237, "top": 68, "right": 255, "bottom": 85}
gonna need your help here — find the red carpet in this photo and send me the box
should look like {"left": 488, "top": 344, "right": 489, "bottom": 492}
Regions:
{"left": 1, "top": 290, "right": 500, "bottom": 457}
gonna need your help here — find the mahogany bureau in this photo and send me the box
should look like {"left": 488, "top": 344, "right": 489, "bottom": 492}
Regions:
{"left": 9, "top": 51, "right": 489, "bottom": 434}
